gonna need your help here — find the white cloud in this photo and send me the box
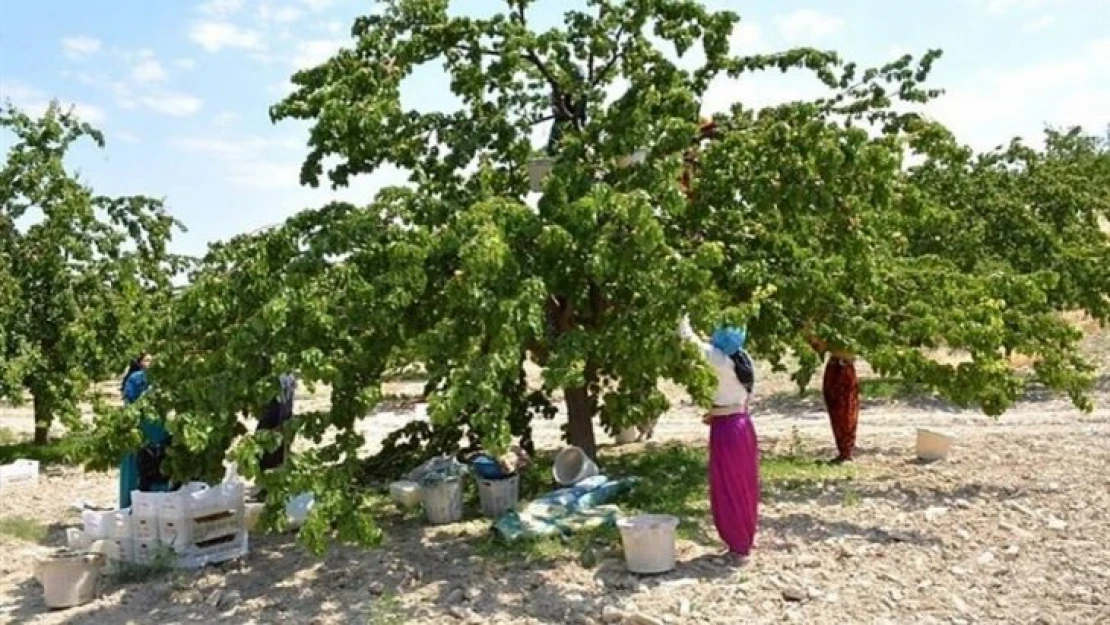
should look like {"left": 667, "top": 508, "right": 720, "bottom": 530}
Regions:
{"left": 212, "top": 111, "right": 241, "bottom": 127}
{"left": 976, "top": 0, "right": 1061, "bottom": 14}
{"left": 0, "top": 80, "right": 107, "bottom": 124}
{"left": 773, "top": 10, "right": 845, "bottom": 43}
{"left": 259, "top": 3, "right": 304, "bottom": 24}
{"left": 301, "top": 0, "right": 334, "bottom": 11}
{"left": 1022, "top": 15, "right": 1056, "bottom": 31}
{"left": 140, "top": 93, "right": 203, "bottom": 117}
{"left": 61, "top": 36, "right": 102, "bottom": 59}
{"left": 170, "top": 135, "right": 305, "bottom": 189}
{"left": 175, "top": 58, "right": 198, "bottom": 70}
{"left": 132, "top": 59, "right": 168, "bottom": 83}
{"left": 927, "top": 38, "right": 1110, "bottom": 150}
{"left": 198, "top": 0, "right": 244, "bottom": 17}
{"left": 188, "top": 21, "right": 264, "bottom": 52}
{"left": 113, "top": 130, "right": 142, "bottom": 144}
{"left": 729, "top": 22, "right": 767, "bottom": 53}
{"left": 292, "top": 39, "right": 345, "bottom": 69}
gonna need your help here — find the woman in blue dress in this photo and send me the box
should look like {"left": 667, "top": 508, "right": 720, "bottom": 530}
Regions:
{"left": 118, "top": 353, "right": 173, "bottom": 509}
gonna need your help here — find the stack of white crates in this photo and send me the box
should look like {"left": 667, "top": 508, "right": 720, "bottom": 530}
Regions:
{"left": 82, "top": 480, "right": 248, "bottom": 569}
{"left": 0, "top": 459, "right": 40, "bottom": 490}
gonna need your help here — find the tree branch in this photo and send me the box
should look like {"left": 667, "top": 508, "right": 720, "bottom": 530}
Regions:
{"left": 591, "top": 23, "right": 627, "bottom": 86}
{"left": 511, "top": 0, "right": 575, "bottom": 123}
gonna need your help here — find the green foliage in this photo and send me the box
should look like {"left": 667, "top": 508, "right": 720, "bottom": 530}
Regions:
{"left": 0, "top": 102, "right": 186, "bottom": 444}
{"left": 99, "top": 0, "right": 1106, "bottom": 551}
{"left": 0, "top": 431, "right": 82, "bottom": 465}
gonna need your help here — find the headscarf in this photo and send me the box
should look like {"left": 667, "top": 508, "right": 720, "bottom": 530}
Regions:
{"left": 712, "top": 327, "right": 755, "bottom": 396}
{"left": 710, "top": 327, "right": 746, "bottom": 356}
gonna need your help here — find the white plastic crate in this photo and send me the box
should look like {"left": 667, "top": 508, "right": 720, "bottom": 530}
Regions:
{"left": 159, "top": 508, "right": 243, "bottom": 552}
{"left": 131, "top": 482, "right": 210, "bottom": 518}
{"left": 82, "top": 510, "right": 131, "bottom": 540}
{"left": 0, "top": 459, "right": 40, "bottom": 489}
{"left": 176, "top": 531, "right": 248, "bottom": 569}
{"left": 132, "top": 516, "right": 159, "bottom": 543}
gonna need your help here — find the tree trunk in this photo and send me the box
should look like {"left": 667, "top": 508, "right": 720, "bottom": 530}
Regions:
{"left": 33, "top": 395, "right": 52, "bottom": 445}
{"left": 564, "top": 385, "right": 598, "bottom": 460}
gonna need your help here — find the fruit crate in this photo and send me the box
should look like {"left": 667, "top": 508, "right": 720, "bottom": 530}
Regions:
{"left": 0, "top": 459, "right": 40, "bottom": 490}
{"left": 82, "top": 510, "right": 132, "bottom": 541}
{"left": 159, "top": 508, "right": 243, "bottom": 552}
{"left": 176, "top": 531, "right": 248, "bottom": 569}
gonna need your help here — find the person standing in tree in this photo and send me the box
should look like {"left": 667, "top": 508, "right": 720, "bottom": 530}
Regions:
{"left": 118, "top": 353, "right": 174, "bottom": 509}
{"left": 679, "top": 317, "right": 760, "bottom": 556}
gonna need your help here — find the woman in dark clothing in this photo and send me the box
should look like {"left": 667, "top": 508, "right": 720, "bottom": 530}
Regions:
{"left": 118, "top": 352, "right": 174, "bottom": 509}
{"left": 256, "top": 374, "right": 296, "bottom": 471}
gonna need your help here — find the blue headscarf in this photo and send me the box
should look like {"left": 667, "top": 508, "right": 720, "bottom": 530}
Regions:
{"left": 710, "top": 326, "right": 747, "bottom": 356}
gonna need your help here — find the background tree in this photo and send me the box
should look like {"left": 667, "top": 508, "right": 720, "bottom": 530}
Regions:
{"left": 0, "top": 102, "right": 185, "bottom": 444}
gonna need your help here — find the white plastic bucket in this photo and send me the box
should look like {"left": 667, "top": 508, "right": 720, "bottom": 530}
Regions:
{"left": 37, "top": 553, "right": 104, "bottom": 608}
{"left": 916, "top": 428, "right": 954, "bottom": 462}
{"left": 617, "top": 514, "right": 680, "bottom": 574}
{"left": 478, "top": 474, "right": 520, "bottom": 518}
{"left": 420, "top": 478, "right": 464, "bottom": 525}
{"left": 244, "top": 503, "right": 264, "bottom": 532}
{"left": 389, "top": 480, "right": 422, "bottom": 510}
{"left": 614, "top": 427, "right": 638, "bottom": 445}
{"left": 552, "top": 446, "right": 599, "bottom": 486}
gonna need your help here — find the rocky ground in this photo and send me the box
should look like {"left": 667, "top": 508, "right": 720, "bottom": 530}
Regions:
{"left": 2, "top": 379, "right": 1108, "bottom": 625}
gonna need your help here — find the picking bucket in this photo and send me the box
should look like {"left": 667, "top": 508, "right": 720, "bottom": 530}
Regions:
{"left": 420, "top": 478, "right": 464, "bottom": 525}
{"left": 617, "top": 515, "right": 680, "bottom": 574}
{"left": 37, "top": 552, "right": 104, "bottom": 609}
{"left": 916, "top": 428, "right": 954, "bottom": 462}
{"left": 552, "top": 446, "right": 599, "bottom": 486}
{"left": 478, "top": 474, "right": 520, "bottom": 518}
{"left": 614, "top": 427, "right": 638, "bottom": 445}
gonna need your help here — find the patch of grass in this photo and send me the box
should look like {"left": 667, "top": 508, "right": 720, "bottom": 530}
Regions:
{"left": 109, "top": 545, "right": 178, "bottom": 584}
{"left": 0, "top": 433, "right": 82, "bottom": 466}
{"left": 0, "top": 427, "right": 18, "bottom": 446}
{"left": 475, "top": 442, "right": 855, "bottom": 563}
{"left": 0, "top": 515, "right": 48, "bottom": 543}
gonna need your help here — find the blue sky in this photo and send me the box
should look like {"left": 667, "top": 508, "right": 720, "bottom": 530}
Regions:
{"left": 1, "top": 0, "right": 1107, "bottom": 255}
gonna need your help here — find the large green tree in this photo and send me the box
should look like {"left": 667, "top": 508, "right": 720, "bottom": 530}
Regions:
{"left": 0, "top": 103, "right": 185, "bottom": 444}
{"left": 107, "top": 0, "right": 1105, "bottom": 549}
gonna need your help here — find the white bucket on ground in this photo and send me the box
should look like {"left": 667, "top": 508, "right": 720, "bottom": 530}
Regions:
{"left": 916, "top": 428, "right": 955, "bottom": 462}
{"left": 421, "top": 478, "right": 464, "bottom": 525}
{"left": 552, "top": 446, "right": 599, "bottom": 486}
{"left": 389, "top": 480, "right": 422, "bottom": 510}
{"left": 36, "top": 553, "right": 104, "bottom": 609}
{"left": 478, "top": 474, "right": 520, "bottom": 518}
{"left": 614, "top": 427, "right": 638, "bottom": 445}
{"left": 617, "top": 515, "right": 680, "bottom": 574}
{"left": 244, "top": 503, "right": 264, "bottom": 531}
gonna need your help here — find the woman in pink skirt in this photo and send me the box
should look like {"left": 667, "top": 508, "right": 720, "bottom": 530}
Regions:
{"left": 680, "top": 317, "right": 759, "bottom": 556}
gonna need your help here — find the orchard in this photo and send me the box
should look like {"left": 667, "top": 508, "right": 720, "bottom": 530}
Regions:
{"left": 78, "top": 0, "right": 1110, "bottom": 547}
{"left": 0, "top": 2, "right": 1108, "bottom": 619}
